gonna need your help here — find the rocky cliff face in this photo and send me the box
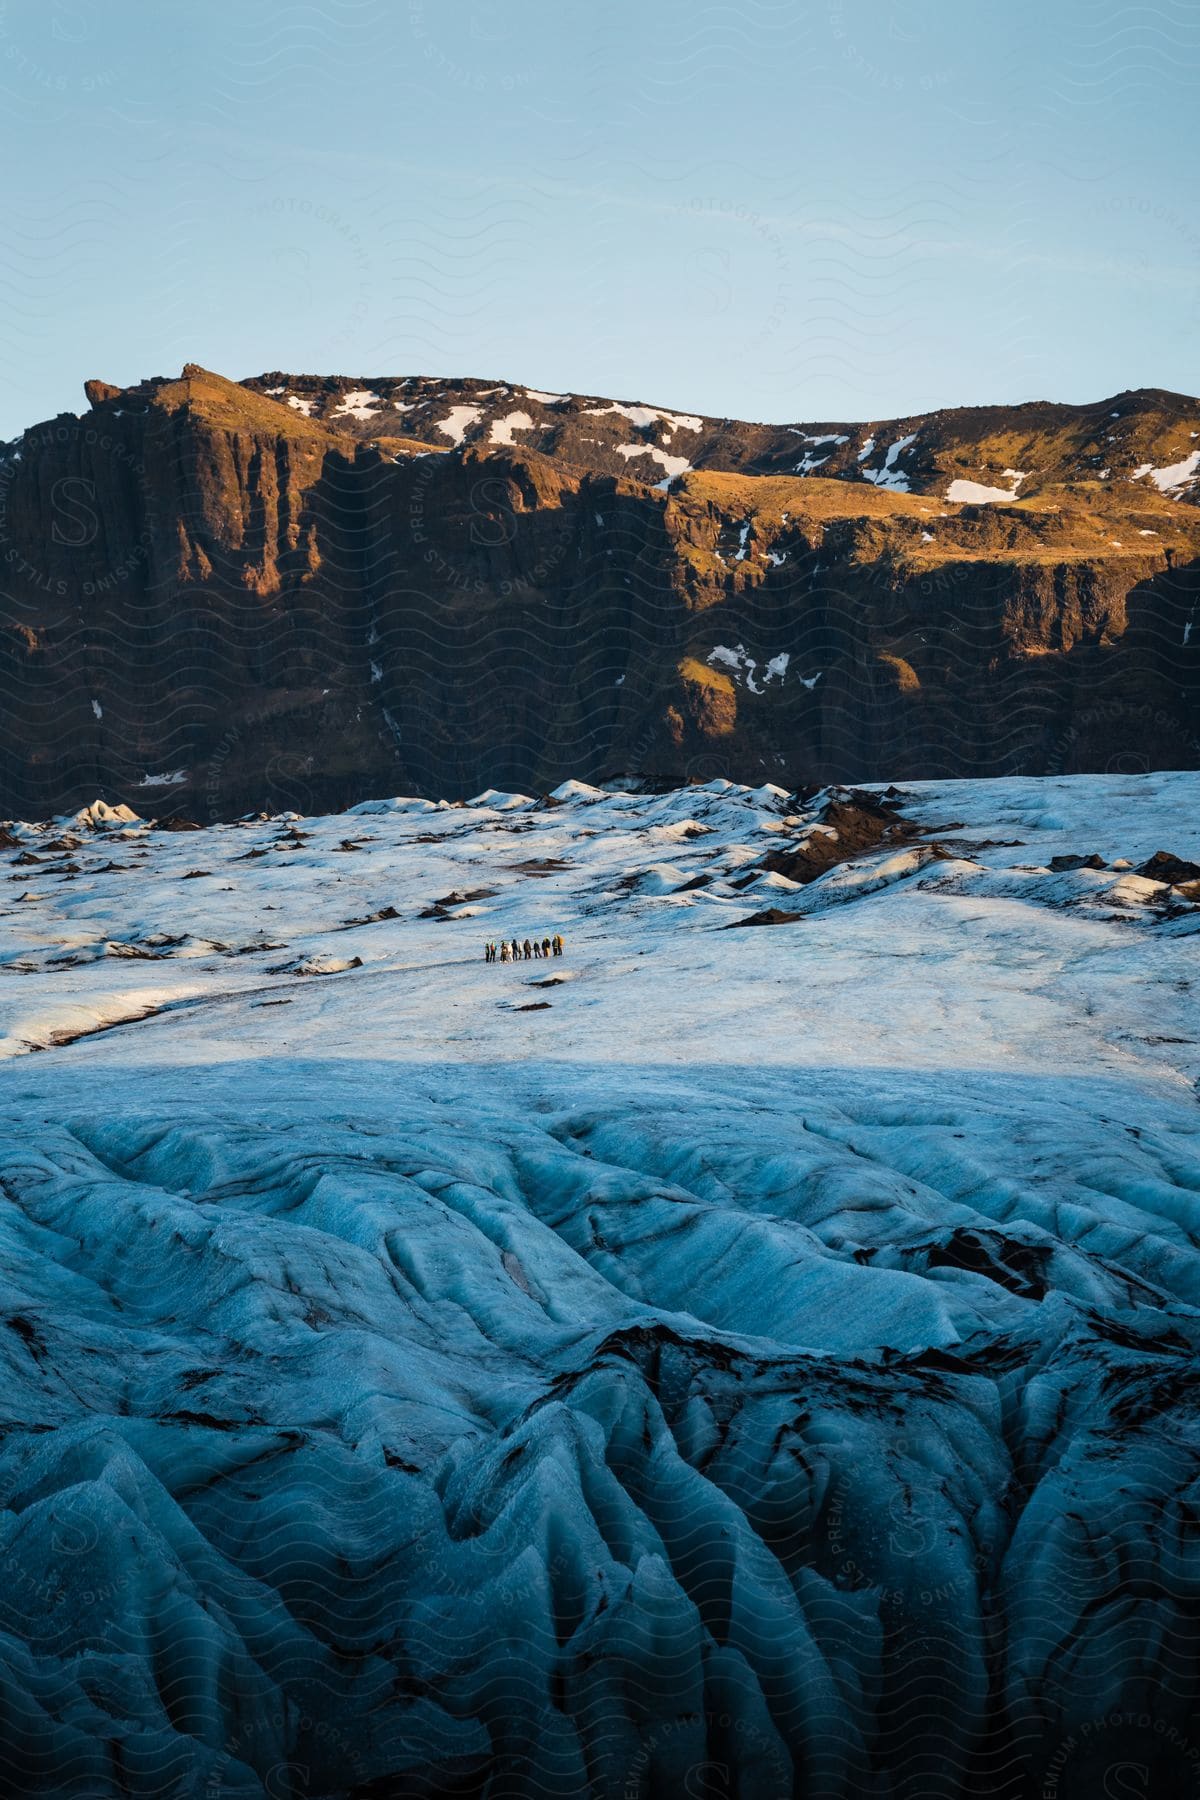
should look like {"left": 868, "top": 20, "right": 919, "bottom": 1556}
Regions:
{"left": 1, "top": 364, "right": 1198, "bottom": 818}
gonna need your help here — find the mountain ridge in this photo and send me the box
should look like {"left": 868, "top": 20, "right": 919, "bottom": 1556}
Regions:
{"left": 236, "top": 366, "right": 1200, "bottom": 497}
{"left": 0, "top": 363, "right": 1197, "bottom": 819}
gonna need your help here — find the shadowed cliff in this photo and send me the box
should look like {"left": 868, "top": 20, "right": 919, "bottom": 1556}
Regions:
{"left": 1, "top": 364, "right": 1198, "bottom": 818}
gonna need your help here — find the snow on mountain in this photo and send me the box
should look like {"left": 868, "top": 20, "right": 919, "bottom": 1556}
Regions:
{"left": 0, "top": 773, "right": 1197, "bottom": 1796}
{"left": 1133, "top": 447, "right": 1200, "bottom": 495}
{"left": 331, "top": 387, "right": 382, "bottom": 421}
{"left": 435, "top": 403, "right": 484, "bottom": 445}
{"left": 860, "top": 430, "right": 919, "bottom": 490}
{"left": 945, "top": 470, "right": 1026, "bottom": 504}
{"left": 586, "top": 400, "right": 704, "bottom": 435}
{"left": 489, "top": 409, "right": 535, "bottom": 445}
{"left": 706, "top": 643, "right": 790, "bottom": 693}
{"left": 614, "top": 442, "right": 692, "bottom": 484}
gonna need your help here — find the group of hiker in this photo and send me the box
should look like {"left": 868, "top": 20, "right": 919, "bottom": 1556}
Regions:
{"left": 485, "top": 935, "right": 564, "bottom": 963}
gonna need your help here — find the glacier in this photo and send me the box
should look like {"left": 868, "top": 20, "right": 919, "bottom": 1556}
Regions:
{"left": 0, "top": 774, "right": 1197, "bottom": 1797}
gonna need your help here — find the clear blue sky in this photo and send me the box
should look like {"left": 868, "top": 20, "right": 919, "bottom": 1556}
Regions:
{"left": 1, "top": 0, "right": 1197, "bottom": 437}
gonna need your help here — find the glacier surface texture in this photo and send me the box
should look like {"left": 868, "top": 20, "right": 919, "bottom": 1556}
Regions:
{"left": 0, "top": 774, "right": 1197, "bottom": 1797}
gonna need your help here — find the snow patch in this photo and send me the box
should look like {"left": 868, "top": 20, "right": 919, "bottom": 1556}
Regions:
{"left": 1132, "top": 450, "right": 1200, "bottom": 494}
{"left": 861, "top": 431, "right": 919, "bottom": 491}
{"left": 346, "top": 795, "right": 448, "bottom": 814}
{"left": 549, "top": 779, "right": 606, "bottom": 803}
{"left": 707, "top": 643, "right": 790, "bottom": 695}
{"left": 615, "top": 444, "right": 692, "bottom": 483}
{"left": 70, "top": 801, "right": 144, "bottom": 831}
{"left": 466, "top": 788, "right": 536, "bottom": 811}
{"left": 489, "top": 410, "right": 535, "bottom": 446}
{"left": 332, "top": 389, "right": 381, "bottom": 422}
{"left": 947, "top": 472, "right": 1025, "bottom": 505}
{"left": 436, "top": 405, "right": 484, "bottom": 446}
{"left": 587, "top": 401, "right": 703, "bottom": 434}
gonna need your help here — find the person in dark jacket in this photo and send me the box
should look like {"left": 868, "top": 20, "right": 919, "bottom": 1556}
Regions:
{"left": 541, "top": 937, "right": 551, "bottom": 959}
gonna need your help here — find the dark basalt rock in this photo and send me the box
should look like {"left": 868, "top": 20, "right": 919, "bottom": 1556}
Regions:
{"left": 725, "top": 907, "right": 804, "bottom": 927}
{"left": 1137, "top": 849, "right": 1200, "bottom": 884}
{"left": 83, "top": 378, "right": 124, "bottom": 407}
{"left": 344, "top": 904, "right": 400, "bottom": 925}
{"left": 759, "top": 790, "right": 919, "bottom": 884}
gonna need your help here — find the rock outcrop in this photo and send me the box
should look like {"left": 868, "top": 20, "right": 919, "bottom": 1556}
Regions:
{"left": 1, "top": 365, "right": 1197, "bottom": 818}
